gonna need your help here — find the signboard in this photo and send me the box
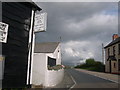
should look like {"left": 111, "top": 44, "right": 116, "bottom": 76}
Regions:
{"left": 0, "top": 22, "right": 9, "bottom": 43}
{"left": 34, "top": 12, "right": 47, "bottom": 32}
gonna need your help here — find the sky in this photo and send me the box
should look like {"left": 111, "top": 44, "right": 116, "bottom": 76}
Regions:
{"left": 34, "top": 2, "right": 118, "bottom": 66}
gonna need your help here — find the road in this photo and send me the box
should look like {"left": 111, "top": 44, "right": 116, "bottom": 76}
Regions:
{"left": 66, "top": 69, "right": 119, "bottom": 89}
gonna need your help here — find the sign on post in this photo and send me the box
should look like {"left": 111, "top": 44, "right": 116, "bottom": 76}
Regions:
{"left": 34, "top": 12, "right": 47, "bottom": 32}
{"left": 0, "top": 22, "right": 9, "bottom": 43}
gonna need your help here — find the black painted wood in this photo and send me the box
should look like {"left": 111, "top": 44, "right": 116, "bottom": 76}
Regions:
{"left": 2, "top": 2, "right": 32, "bottom": 88}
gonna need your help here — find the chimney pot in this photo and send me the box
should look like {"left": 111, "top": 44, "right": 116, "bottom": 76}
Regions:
{"left": 112, "top": 34, "right": 119, "bottom": 41}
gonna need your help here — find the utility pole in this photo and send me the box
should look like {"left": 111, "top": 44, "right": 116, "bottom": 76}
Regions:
{"left": 102, "top": 43, "right": 104, "bottom": 64}
{"left": 59, "top": 36, "right": 62, "bottom": 42}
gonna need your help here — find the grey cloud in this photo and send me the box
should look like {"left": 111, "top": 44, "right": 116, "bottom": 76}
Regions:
{"left": 35, "top": 2, "right": 118, "bottom": 66}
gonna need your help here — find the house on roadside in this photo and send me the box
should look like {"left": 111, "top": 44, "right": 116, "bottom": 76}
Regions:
{"left": 1, "top": 1, "right": 42, "bottom": 88}
{"left": 104, "top": 34, "right": 120, "bottom": 74}
{"left": 32, "top": 42, "right": 64, "bottom": 87}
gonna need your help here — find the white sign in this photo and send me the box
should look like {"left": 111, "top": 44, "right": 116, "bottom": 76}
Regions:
{"left": 0, "top": 22, "right": 9, "bottom": 43}
{"left": 34, "top": 12, "right": 47, "bottom": 32}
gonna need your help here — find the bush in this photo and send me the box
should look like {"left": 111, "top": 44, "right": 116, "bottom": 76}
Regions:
{"left": 74, "top": 58, "right": 105, "bottom": 72}
{"left": 94, "top": 61, "right": 105, "bottom": 72}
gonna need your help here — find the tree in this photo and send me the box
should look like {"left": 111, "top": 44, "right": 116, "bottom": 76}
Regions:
{"left": 86, "top": 58, "right": 96, "bottom": 67}
{"left": 74, "top": 58, "right": 105, "bottom": 72}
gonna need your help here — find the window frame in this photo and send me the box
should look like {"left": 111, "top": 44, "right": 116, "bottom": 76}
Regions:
{"left": 113, "top": 62, "right": 116, "bottom": 68}
{"left": 113, "top": 46, "right": 115, "bottom": 56}
{"left": 118, "top": 44, "right": 120, "bottom": 55}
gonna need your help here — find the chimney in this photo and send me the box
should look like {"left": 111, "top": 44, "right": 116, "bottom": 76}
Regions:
{"left": 112, "top": 34, "right": 119, "bottom": 41}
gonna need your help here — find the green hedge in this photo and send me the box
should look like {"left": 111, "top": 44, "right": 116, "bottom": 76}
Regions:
{"left": 75, "top": 58, "right": 105, "bottom": 72}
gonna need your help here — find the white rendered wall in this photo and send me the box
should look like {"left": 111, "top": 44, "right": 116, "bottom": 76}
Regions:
{"left": 32, "top": 44, "right": 63, "bottom": 87}
{"left": 46, "top": 53, "right": 55, "bottom": 59}
{"left": 45, "top": 69, "right": 64, "bottom": 87}
{"left": 32, "top": 53, "right": 47, "bottom": 85}
{"left": 54, "top": 45, "right": 61, "bottom": 65}
{"left": 46, "top": 44, "right": 61, "bottom": 65}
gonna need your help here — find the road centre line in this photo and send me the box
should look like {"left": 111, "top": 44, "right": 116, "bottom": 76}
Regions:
{"left": 69, "top": 74, "right": 76, "bottom": 90}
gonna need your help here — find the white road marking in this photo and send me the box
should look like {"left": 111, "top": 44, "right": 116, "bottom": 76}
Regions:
{"left": 69, "top": 74, "right": 76, "bottom": 90}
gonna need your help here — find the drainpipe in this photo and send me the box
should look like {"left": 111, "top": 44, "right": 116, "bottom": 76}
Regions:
{"left": 27, "top": 9, "right": 35, "bottom": 88}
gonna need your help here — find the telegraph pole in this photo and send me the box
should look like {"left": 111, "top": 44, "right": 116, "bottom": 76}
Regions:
{"left": 102, "top": 43, "right": 104, "bottom": 64}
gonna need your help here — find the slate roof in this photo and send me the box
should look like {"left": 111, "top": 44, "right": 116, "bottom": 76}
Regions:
{"left": 34, "top": 42, "right": 60, "bottom": 53}
{"left": 22, "top": 1, "right": 42, "bottom": 11}
{"left": 1, "top": 1, "right": 41, "bottom": 11}
{"left": 104, "top": 37, "right": 120, "bottom": 48}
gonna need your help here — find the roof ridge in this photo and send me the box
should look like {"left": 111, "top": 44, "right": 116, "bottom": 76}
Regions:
{"left": 104, "top": 37, "right": 120, "bottom": 48}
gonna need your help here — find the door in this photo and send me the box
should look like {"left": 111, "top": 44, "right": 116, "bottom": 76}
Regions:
{"left": 118, "top": 59, "right": 120, "bottom": 72}
{"left": 109, "top": 60, "right": 111, "bottom": 73}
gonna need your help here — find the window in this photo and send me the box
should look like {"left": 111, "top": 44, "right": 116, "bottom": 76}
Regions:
{"left": 58, "top": 50, "right": 60, "bottom": 59}
{"left": 114, "top": 63, "right": 116, "bottom": 68}
{"left": 48, "top": 56, "right": 56, "bottom": 67}
{"left": 113, "top": 46, "right": 115, "bottom": 56}
{"left": 119, "top": 44, "right": 120, "bottom": 54}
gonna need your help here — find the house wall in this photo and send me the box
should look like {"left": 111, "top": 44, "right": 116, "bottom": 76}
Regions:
{"left": 54, "top": 44, "right": 61, "bottom": 65}
{"left": 105, "top": 58, "right": 110, "bottom": 72}
{"left": 32, "top": 43, "right": 63, "bottom": 87}
{"left": 2, "top": 2, "right": 32, "bottom": 88}
{"left": 105, "top": 42, "right": 120, "bottom": 73}
{"left": 105, "top": 47, "right": 112, "bottom": 72}
{"left": 46, "top": 44, "right": 61, "bottom": 65}
{"left": 44, "top": 45, "right": 63, "bottom": 87}
{"left": 32, "top": 53, "right": 47, "bottom": 86}
{"left": 111, "top": 61, "right": 118, "bottom": 73}
{"left": 45, "top": 69, "right": 64, "bottom": 87}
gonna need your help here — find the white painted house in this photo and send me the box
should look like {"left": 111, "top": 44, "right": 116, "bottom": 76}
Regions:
{"left": 32, "top": 42, "right": 64, "bottom": 87}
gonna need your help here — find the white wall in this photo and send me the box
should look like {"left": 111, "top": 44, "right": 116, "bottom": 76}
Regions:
{"left": 45, "top": 69, "right": 64, "bottom": 87}
{"left": 46, "top": 44, "right": 61, "bottom": 65}
{"left": 32, "top": 43, "right": 63, "bottom": 87}
{"left": 54, "top": 44, "right": 61, "bottom": 65}
{"left": 32, "top": 53, "right": 47, "bottom": 85}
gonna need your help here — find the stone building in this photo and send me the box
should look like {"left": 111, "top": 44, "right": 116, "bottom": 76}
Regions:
{"left": 104, "top": 34, "right": 120, "bottom": 74}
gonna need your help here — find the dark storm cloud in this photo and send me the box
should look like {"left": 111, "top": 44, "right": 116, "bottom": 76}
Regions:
{"left": 36, "top": 2, "right": 117, "bottom": 42}
{"left": 35, "top": 2, "right": 118, "bottom": 66}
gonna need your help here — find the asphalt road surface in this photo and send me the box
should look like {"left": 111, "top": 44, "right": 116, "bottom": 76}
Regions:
{"left": 66, "top": 69, "right": 119, "bottom": 89}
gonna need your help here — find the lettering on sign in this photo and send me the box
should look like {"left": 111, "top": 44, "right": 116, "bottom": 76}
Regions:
{"left": 34, "top": 12, "right": 47, "bottom": 32}
{"left": 0, "top": 22, "right": 9, "bottom": 43}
